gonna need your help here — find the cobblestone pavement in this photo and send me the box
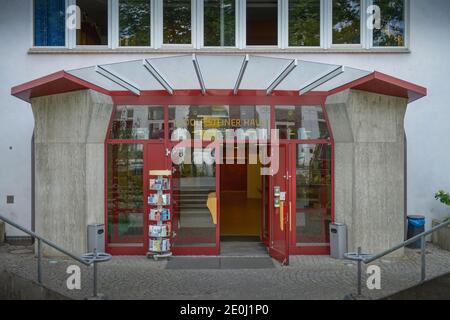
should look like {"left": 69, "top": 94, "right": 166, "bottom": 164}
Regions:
{"left": 1, "top": 243, "right": 449, "bottom": 300}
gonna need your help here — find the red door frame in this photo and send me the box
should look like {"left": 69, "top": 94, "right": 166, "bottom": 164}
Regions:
{"left": 104, "top": 93, "right": 334, "bottom": 256}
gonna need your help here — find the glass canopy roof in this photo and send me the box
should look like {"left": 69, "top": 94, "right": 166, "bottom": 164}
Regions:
{"left": 65, "top": 54, "right": 373, "bottom": 95}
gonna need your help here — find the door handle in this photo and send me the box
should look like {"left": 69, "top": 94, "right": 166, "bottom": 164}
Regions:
{"left": 280, "top": 201, "right": 284, "bottom": 232}
{"left": 289, "top": 201, "right": 292, "bottom": 232}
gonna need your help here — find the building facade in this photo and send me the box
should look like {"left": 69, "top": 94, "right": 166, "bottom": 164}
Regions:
{"left": 0, "top": 0, "right": 449, "bottom": 259}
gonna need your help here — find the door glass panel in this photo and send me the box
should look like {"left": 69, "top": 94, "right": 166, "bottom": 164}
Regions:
{"left": 110, "top": 106, "right": 165, "bottom": 140}
{"left": 172, "top": 148, "right": 217, "bottom": 247}
{"left": 275, "top": 105, "right": 329, "bottom": 140}
{"left": 296, "top": 144, "right": 332, "bottom": 246}
{"left": 107, "top": 144, "right": 144, "bottom": 247}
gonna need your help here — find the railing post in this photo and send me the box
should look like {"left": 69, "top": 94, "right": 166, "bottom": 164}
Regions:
{"left": 37, "top": 238, "right": 42, "bottom": 284}
{"left": 357, "top": 246, "right": 362, "bottom": 296}
{"left": 93, "top": 261, "right": 98, "bottom": 298}
{"left": 421, "top": 235, "right": 426, "bottom": 282}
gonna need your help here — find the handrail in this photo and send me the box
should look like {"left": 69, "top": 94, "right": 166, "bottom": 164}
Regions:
{"left": 0, "top": 213, "right": 110, "bottom": 298}
{"left": 0, "top": 214, "right": 92, "bottom": 266}
{"left": 344, "top": 219, "right": 450, "bottom": 297}
{"left": 364, "top": 219, "right": 450, "bottom": 264}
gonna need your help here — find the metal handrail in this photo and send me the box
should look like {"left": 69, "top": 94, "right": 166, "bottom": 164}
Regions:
{"left": 345, "top": 219, "right": 450, "bottom": 297}
{"left": 0, "top": 213, "right": 110, "bottom": 298}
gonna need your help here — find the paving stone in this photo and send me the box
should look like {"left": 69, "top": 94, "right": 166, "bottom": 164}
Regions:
{"left": 0, "top": 243, "right": 449, "bottom": 300}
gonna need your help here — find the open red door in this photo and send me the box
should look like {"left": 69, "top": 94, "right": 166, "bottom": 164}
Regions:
{"left": 268, "top": 143, "right": 290, "bottom": 265}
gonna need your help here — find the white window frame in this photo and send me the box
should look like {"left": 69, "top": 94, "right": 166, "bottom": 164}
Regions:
{"left": 31, "top": 0, "right": 410, "bottom": 51}
{"left": 67, "top": 0, "right": 112, "bottom": 48}
{"left": 283, "top": 0, "right": 324, "bottom": 49}
{"left": 326, "top": 0, "right": 365, "bottom": 49}
{"left": 367, "top": 0, "right": 409, "bottom": 50}
{"left": 199, "top": 0, "right": 240, "bottom": 48}
{"left": 156, "top": 0, "right": 197, "bottom": 48}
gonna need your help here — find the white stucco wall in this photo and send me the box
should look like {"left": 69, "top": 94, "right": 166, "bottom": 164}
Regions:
{"left": 0, "top": 0, "right": 449, "bottom": 238}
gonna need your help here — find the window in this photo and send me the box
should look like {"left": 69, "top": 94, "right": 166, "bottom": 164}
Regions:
{"left": 110, "top": 106, "right": 165, "bottom": 140}
{"left": 163, "top": 0, "right": 192, "bottom": 44}
{"left": 119, "top": 0, "right": 151, "bottom": 47}
{"left": 76, "top": 0, "right": 109, "bottom": 45}
{"left": 203, "top": 0, "right": 236, "bottom": 47}
{"left": 288, "top": 0, "right": 321, "bottom": 47}
{"left": 275, "top": 105, "right": 329, "bottom": 140}
{"left": 372, "top": 0, "right": 405, "bottom": 47}
{"left": 107, "top": 144, "right": 144, "bottom": 247}
{"left": 295, "top": 144, "right": 332, "bottom": 245}
{"left": 34, "top": 0, "right": 66, "bottom": 46}
{"left": 332, "top": 0, "right": 361, "bottom": 45}
{"left": 246, "top": 0, "right": 278, "bottom": 46}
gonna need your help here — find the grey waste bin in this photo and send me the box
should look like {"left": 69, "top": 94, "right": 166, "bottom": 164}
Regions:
{"left": 330, "top": 223, "right": 347, "bottom": 259}
{"left": 88, "top": 224, "right": 105, "bottom": 253}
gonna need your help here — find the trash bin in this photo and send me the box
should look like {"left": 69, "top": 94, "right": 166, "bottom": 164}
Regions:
{"left": 330, "top": 223, "right": 347, "bottom": 259}
{"left": 406, "top": 215, "right": 426, "bottom": 249}
{"left": 88, "top": 224, "right": 105, "bottom": 253}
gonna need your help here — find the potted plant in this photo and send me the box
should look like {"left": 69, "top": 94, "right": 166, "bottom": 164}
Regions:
{"left": 432, "top": 190, "right": 450, "bottom": 251}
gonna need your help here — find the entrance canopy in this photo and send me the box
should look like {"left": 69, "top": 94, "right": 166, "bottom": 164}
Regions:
{"left": 11, "top": 54, "right": 426, "bottom": 103}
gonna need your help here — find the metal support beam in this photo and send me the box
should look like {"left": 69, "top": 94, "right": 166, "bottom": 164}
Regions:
{"left": 234, "top": 54, "right": 249, "bottom": 95}
{"left": 192, "top": 54, "right": 206, "bottom": 95}
{"left": 299, "top": 66, "right": 345, "bottom": 96}
{"left": 95, "top": 65, "right": 141, "bottom": 96}
{"left": 143, "top": 59, "right": 174, "bottom": 95}
{"left": 266, "top": 59, "right": 298, "bottom": 95}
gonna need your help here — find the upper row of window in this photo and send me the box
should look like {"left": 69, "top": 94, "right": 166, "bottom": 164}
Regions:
{"left": 34, "top": 0, "right": 407, "bottom": 49}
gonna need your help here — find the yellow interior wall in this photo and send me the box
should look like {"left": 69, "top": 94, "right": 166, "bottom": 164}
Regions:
{"left": 247, "top": 163, "right": 262, "bottom": 199}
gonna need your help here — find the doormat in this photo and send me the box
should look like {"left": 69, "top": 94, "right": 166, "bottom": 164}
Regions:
{"left": 165, "top": 257, "right": 275, "bottom": 270}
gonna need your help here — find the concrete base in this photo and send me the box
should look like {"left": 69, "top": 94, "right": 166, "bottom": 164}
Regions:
{"left": 326, "top": 90, "right": 408, "bottom": 256}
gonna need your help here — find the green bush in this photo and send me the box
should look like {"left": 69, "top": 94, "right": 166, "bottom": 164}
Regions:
{"left": 435, "top": 190, "right": 450, "bottom": 206}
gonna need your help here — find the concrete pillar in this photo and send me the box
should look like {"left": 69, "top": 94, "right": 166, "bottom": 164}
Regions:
{"left": 31, "top": 90, "right": 113, "bottom": 256}
{"left": 326, "top": 90, "right": 407, "bottom": 256}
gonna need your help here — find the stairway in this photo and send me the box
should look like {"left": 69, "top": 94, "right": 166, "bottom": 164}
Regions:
{"left": 177, "top": 186, "right": 215, "bottom": 228}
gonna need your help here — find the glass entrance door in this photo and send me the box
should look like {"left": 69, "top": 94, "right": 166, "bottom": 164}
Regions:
{"left": 170, "top": 145, "right": 220, "bottom": 255}
{"left": 268, "top": 143, "right": 290, "bottom": 265}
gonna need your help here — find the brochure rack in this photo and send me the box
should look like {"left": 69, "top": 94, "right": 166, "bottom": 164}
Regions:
{"left": 147, "top": 170, "right": 172, "bottom": 260}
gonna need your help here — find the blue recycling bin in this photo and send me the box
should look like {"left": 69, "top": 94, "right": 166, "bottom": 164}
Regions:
{"left": 406, "top": 215, "right": 426, "bottom": 249}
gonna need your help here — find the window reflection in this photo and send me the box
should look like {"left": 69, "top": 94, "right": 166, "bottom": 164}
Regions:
{"left": 172, "top": 148, "right": 217, "bottom": 247}
{"left": 163, "top": 0, "right": 192, "bottom": 44}
{"left": 204, "top": 0, "right": 236, "bottom": 46}
{"left": 119, "top": 0, "right": 151, "bottom": 47}
{"left": 289, "top": 0, "right": 321, "bottom": 47}
{"left": 107, "top": 144, "right": 144, "bottom": 247}
{"left": 275, "top": 105, "right": 329, "bottom": 140}
{"left": 332, "top": 0, "right": 361, "bottom": 45}
{"left": 373, "top": 0, "right": 405, "bottom": 47}
{"left": 296, "top": 144, "right": 332, "bottom": 245}
{"left": 110, "top": 106, "right": 165, "bottom": 140}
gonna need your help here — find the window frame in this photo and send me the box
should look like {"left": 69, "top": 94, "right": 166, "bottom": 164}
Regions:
{"left": 367, "top": 0, "right": 409, "bottom": 50}
{"left": 284, "top": 0, "right": 325, "bottom": 49}
{"left": 157, "top": 0, "right": 198, "bottom": 48}
{"left": 199, "top": 0, "right": 240, "bottom": 48}
{"left": 31, "top": 0, "right": 410, "bottom": 51}
{"left": 112, "top": 0, "right": 155, "bottom": 49}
